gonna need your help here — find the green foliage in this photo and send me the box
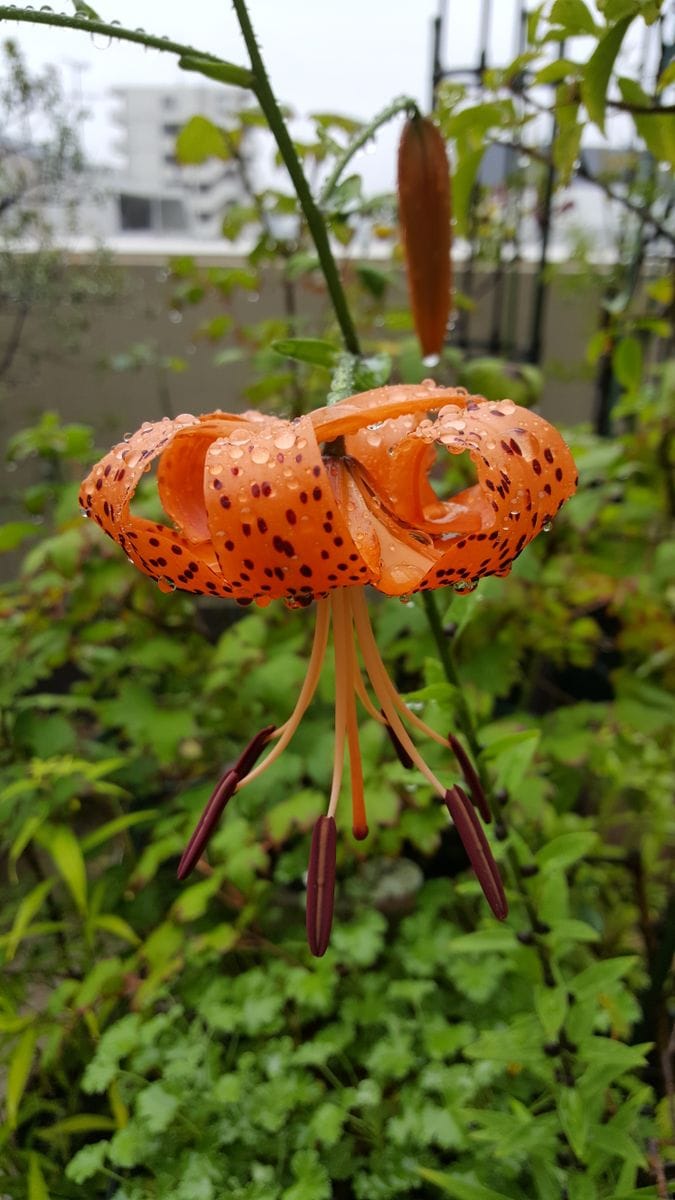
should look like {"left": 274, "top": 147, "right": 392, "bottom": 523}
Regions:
{"left": 0, "top": 2, "right": 673, "bottom": 1197}
{"left": 0, "top": 373, "right": 671, "bottom": 1196}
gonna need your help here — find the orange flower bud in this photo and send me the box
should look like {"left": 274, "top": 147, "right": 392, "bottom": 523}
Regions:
{"left": 397, "top": 114, "right": 452, "bottom": 360}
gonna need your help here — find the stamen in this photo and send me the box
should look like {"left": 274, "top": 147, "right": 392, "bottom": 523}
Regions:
{"left": 235, "top": 724, "right": 276, "bottom": 778}
{"left": 238, "top": 599, "right": 331, "bottom": 790}
{"left": 382, "top": 714, "right": 414, "bottom": 769}
{"left": 353, "top": 667, "right": 386, "bottom": 724}
{"left": 327, "top": 590, "right": 349, "bottom": 818}
{"left": 306, "top": 814, "right": 337, "bottom": 956}
{"left": 343, "top": 593, "right": 368, "bottom": 839}
{"left": 351, "top": 589, "right": 445, "bottom": 797}
{"left": 177, "top": 769, "right": 238, "bottom": 880}
{"left": 444, "top": 785, "right": 507, "bottom": 919}
{"left": 350, "top": 589, "right": 448, "bottom": 751}
{"left": 448, "top": 732, "right": 492, "bottom": 823}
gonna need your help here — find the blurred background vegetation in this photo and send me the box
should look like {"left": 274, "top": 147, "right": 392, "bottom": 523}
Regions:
{"left": 0, "top": 1, "right": 673, "bottom": 1198}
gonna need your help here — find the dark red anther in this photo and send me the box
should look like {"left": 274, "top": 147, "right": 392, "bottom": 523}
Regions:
{"left": 306, "top": 815, "right": 337, "bottom": 957}
{"left": 382, "top": 712, "right": 414, "bottom": 769}
{"left": 448, "top": 732, "right": 492, "bottom": 823}
{"left": 444, "top": 785, "right": 508, "bottom": 920}
{"left": 233, "top": 724, "right": 276, "bottom": 779}
{"left": 177, "top": 768, "right": 238, "bottom": 881}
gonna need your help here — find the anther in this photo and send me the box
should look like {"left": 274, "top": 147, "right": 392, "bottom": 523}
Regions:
{"left": 448, "top": 732, "right": 492, "bottom": 823}
{"left": 233, "top": 724, "right": 276, "bottom": 778}
{"left": 177, "top": 769, "right": 238, "bottom": 881}
{"left": 382, "top": 712, "right": 414, "bottom": 769}
{"left": 306, "top": 815, "right": 337, "bottom": 957}
{"left": 444, "top": 785, "right": 508, "bottom": 920}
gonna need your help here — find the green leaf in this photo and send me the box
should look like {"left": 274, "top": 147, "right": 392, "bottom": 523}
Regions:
{"left": 36, "top": 825, "right": 87, "bottom": 915}
{"left": 5, "top": 879, "right": 54, "bottom": 962}
{"left": 417, "top": 1167, "right": 515, "bottom": 1200}
{"left": 71, "top": 1, "right": 100, "bottom": 16}
{"left": 178, "top": 55, "right": 254, "bottom": 90}
{"left": 6, "top": 1026, "right": 38, "bottom": 1130}
{"left": 534, "top": 984, "right": 569, "bottom": 1039}
{"left": 536, "top": 831, "right": 598, "bottom": 870}
{"left": 354, "top": 352, "right": 393, "bottom": 391}
{"left": 617, "top": 77, "right": 675, "bottom": 167}
{"left": 569, "top": 956, "right": 638, "bottom": 1001}
{"left": 39, "top": 1114, "right": 117, "bottom": 1140}
{"left": 136, "top": 1082, "right": 180, "bottom": 1133}
{"left": 581, "top": 17, "right": 632, "bottom": 133}
{"left": 613, "top": 336, "right": 643, "bottom": 391}
{"left": 65, "top": 1141, "right": 108, "bottom": 1184}
{"left": 82, "top": 1014, "right": 141, "bottom": 1093}
{"left": 550, "top": 0, "right": 598, "bottom": 35}
{"left": 445, "top": 928, "right": 516, "bottom": 954}
{"left": 557, "top": 1088, "right": 590, "bottom": 1160}
{"left": 0, "top": 521, "right": 39, "bottom": 552}
{"left": 80, "top": 809, "right": 157, "bottom": 853}
{"left": 356, "top": 265, "right": 391, "bottom": 299}
{"left": 91, "top": 914, "right": 141, "bottom": 946}
{"left": 482, "top": 729, "right": 540, "bottom": 793}
{"left": 175, "top": 116, "right": 230, "bottom": 165}
{"left": 27, "top": 1153, "right": 50, "bottom": 1200}
{"left": 271, "top": 337, "right": 339, "bottom": 369}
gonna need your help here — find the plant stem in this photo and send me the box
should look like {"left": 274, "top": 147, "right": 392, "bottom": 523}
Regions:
{"left": 231, "top": 0, "right": 361, "bottom": 356}
{"left": 421, "top": 591, "right": 558, "bottom": 987}
{"left": 320, "top": 94, "right": 419, "bottom": 205}
{"left": 0, "top": 7, "right": 226, "bottom": 63}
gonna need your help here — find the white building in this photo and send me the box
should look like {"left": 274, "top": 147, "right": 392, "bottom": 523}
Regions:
{"left": 109, "top": 84, "right": 250, "bottom": 238}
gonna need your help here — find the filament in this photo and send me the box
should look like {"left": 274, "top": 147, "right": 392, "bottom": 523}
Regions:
{"left": 351, "top": 589, "right": 445, "bottom": 797}
{"left": 343, "top": 593, "right": 368, "bottom": 839}
{"left": 238, "top": 598, "right": 331, "bottom": 790}
{"left": 327, "top": 589, "right": 349, "bottom": 818}
{"left": 350, "top": 591, "right": 448, "bottom": 750}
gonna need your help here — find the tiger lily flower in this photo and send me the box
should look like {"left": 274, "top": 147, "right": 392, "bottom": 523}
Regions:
{"left": 80, "top": 382, "right": 577, "bottom": 954}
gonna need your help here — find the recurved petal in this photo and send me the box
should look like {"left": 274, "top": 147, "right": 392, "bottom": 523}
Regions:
{"left": 203, "top": 413, "right": 374, "bottom": 604}
{"left": 157, "top": 413, "right": 253, "bottom": 544}
{"left": 345, "top": 412, "right": 440, "bottom": 526}
{"left": 311, "top": 382, "right": 470, "bottom": 443}
{"left": 78, "top": 414, "right": 234, "bottom": 598}
{"left": 414, "top": 398, "right": 577, "bottom": 590}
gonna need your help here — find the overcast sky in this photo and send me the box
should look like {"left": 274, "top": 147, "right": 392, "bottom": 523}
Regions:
{"left": 0, "top": 1, "right": 662, "bottom": 190}
{"left": 1, "top": 0, "right": 523, "bottom": 186}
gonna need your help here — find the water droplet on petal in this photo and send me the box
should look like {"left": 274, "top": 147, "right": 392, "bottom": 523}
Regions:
{"left": 273, "top": 430, "right": 296, "bottom": 452}
{"left": 251, "top": 446, "right": 270, "bottom": 465}
{"left": 542, "top": 520, "right": 553, "bottom": 532}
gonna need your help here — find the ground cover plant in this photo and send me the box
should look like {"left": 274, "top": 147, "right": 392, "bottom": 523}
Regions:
{"left": 0, "top": 2, "right": 673, "bottom": 1198}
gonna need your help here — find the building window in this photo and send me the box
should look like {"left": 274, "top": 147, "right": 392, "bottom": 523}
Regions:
{"left": 119, "top": 193, "right": 152, "bottom": 230}
{"left": 163, "top": 123, "right": 180, "bottom": 136}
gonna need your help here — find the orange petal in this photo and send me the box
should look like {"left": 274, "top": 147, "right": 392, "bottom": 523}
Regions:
{"left": 414, "top": 398, "right": 577, "bottom": 589}
{"left": 78, "top": 415, "right": 234, "bottom": 598}
{"left": 202, "top": 413, "right": 374, "bottom": 604}
{"left": 345, "top": 412, "right": 439, "bottom": 526}
{"left": 157, "top": 414, "right": 254, "bottom": 543}
{"left": 327, "top": 459, "right": 437, "bottom": 596}
{"left": 311, "top": 382, "right": 470, "bottom": 443}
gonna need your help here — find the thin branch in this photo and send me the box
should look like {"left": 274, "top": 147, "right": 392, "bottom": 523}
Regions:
{"left": 319, "top": 94, "right": 419, "bottom": 206}
{"left": 231, "top": 0, "right": 361, "bottom": 356}
{"left": 498, "top": 137, "right": 675, "bottom": 247}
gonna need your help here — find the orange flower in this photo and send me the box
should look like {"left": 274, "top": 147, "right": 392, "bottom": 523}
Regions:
{"left": 80, "top": 382, "right": 577, "bottom": 954}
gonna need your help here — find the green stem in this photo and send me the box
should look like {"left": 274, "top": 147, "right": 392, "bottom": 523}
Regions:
{"left": 231, "top": 0, "right": 361, "bottom": 356}
{"left": 421, "top": 591, "right": 557, "bottom": 987}
{"left": 320, "top": 94, "right": 419, "bottom": 205}
{"left": 0, "top": 7, "right": 226, "bottom": 62}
